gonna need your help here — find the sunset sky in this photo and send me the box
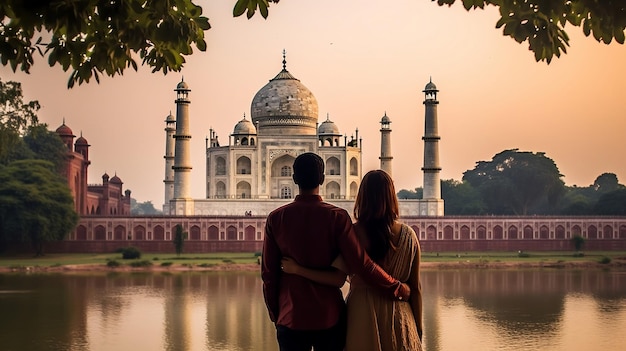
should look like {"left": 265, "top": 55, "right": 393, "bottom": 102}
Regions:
{"left": 2, "top": 1, "right": 625, "bottom": 205}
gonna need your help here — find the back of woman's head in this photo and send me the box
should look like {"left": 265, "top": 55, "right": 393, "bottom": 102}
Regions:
{"left": 353, "top": 170, "right": 399, "bottom": 261}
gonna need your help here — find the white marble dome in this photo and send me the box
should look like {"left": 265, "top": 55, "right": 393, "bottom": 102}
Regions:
{"left": 250, "top": 62, "right": 318, "bottom": 136}
{"left": 233, "top": 115, "right": 256, "bottom": 135}
{"left": 318, "top": 115, "right": 340, "bottom": 135}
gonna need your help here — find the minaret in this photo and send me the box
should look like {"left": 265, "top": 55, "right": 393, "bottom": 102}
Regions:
{"left": 379, "top": 112, "right": 393, "bottom": 176}
{"left": 421, "top": 78, "right": 444, "bottom": 216}
{"left": 172, "top": 78, "right": 193, "bottom": 215}
{"left": 163, "top": 111, "right": 176, "bottom": 213}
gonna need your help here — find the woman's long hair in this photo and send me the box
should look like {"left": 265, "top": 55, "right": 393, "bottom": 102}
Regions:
{"left": 353, "top": 170, "right": 399, "bottom": 262}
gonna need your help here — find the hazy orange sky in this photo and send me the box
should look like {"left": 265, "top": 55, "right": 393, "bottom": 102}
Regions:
{"left": 2, "top": 1, "right": 625, "bottom": 204}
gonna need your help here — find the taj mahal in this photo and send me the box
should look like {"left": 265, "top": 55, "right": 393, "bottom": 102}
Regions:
{"left": 163, "top": 52, "right": 444, "bottom": 217}
{"left": 53, "top": 52, "right": 626, "bottom": 254}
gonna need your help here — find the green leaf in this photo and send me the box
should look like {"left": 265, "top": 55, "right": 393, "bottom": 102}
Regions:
{"left": 233, "top": 0, "right": 249, "bottom": 17}
{"left": 615, "top": 28, "right": 625, "bottom": 44}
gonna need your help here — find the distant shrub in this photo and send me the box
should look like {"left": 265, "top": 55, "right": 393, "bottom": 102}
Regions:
{"left": 254, "top": 252, "right": 262, "bottom": 257}
{"left": 198, "top": 263, "right": 216, "bottom": 268}
{"left": 599, "top": 256, "right": 612, "bottom": 264}
{"left": 160, "top": 262, "right": 173, "bottom": 267}
{"left": 129, "top": 260, "right": 152, "bottom": 267}
{"left": 106, "top": 260, "right": 120, "bottom": 268}
{"left": 572, "top": 252, "right": 585, "bottom": 258}
{"left": 222, "top": 259, "right": 235, "bottom": 264}
{"left": 121, "top": 247, "right": 141, "bottom": 259}
{"left": 153, "top": 257, "right": 159, "bottom": 261}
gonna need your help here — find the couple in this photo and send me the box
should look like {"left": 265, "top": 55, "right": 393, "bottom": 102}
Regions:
{"left": 262, "top": 152, "right": 423, "bottom": 351}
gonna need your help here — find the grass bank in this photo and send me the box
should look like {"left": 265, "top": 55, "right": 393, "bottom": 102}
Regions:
{"left": 1, "top": 251, "right": 625, "bottom": 272}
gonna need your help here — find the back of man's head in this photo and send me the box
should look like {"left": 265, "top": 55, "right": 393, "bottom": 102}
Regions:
{"left": 293, "top": 152, "right": 325, "bottom": 190}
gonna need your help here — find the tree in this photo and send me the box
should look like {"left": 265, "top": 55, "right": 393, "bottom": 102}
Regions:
{"left": 593, "top": 189, "right": 626, "bottom": 215}
{"left": 17, "top": 124, "right": 67, "bottom": 172}
{"left": 571, "top": 235, "right": 585, "bottom": 252}
{"left": 397, "top": 187, "right": 423, "bottom": 199}
{"left": 0, "top": 159, "right": 78, "bottom": 255}
{"left": 463, "top": 149, "right": 565, "bottom": 215}
{"left": 131, "top": 199, "right": 163, "bottom": 215}
{"left": 441, "top": 179, "right": 486, "bottom": 215}
{"left": 0, "top": 79, "right": 39, "bottom": 162}
{"left": 234, "top": 0, "right": 625, "bottom": 64}
{"left": 593, "top": 173, "right": 621, "bottom": 193}
{"left": 173, "top": 224, "right": 187, "bottom": 256}
{"left": 0, "top": 0, "right": 210, "bottom": 88}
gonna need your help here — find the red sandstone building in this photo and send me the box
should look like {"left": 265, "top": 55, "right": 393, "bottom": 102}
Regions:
{"left": 56, "top": 122, "right": 131, "bottom": 216}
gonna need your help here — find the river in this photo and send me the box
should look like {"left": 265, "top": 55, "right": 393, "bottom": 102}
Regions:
{"left": 0, "top": 269, "right": 624, "bottom": 351}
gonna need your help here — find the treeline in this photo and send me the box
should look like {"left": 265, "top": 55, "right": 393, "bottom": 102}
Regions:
{"left": 398, "top": 149, "right": 626, "bottom": 216}
{"left": 0, "top": 80, "right": 78, "bottom": 255}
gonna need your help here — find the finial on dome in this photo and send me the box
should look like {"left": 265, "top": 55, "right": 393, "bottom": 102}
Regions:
{"left": 282, "top": 49, "right": 287, "bottom": 70}
{"left": 62, "top": 117, "right": 66, "bottom": 125}
{"left": 326, "top": 113, "right": 330, "bottom": 121}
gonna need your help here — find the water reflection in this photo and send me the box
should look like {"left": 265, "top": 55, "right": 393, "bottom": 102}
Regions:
{"left": 0, "top": 270, "right": 625, "bottom": 351}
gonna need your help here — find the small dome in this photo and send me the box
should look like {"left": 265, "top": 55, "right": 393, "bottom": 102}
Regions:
{"left": 176, "top": 79, "right": 189, "bottom": 90}
{"left": 165, "top": 111, "right": 175, "bottom": 122}
{"left": 380, "top": 112, "right": 391, "bottom": 124}
{"left": 56, "top": 123, "right": 74, "bottom": 137}
{"left": 318, "top": 115, "right": 340, "bottom": 135}
{"left": 102, "top": 173, "right": 110, "bottom": 182}
{"left": 110, "top": 174, "right": 122, "bottom": 184}
{"left": 75, "top": 136, "right": 89, "bottom": 146}
{"left": 424, "top": 79, "right": 438, "bottom": 92}
{"left": 233, "top": 115, "right": 257, "bottom": 135}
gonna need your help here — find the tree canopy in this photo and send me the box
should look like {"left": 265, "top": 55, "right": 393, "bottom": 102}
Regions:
{"left": 462, "top": 149, "right": 565, "bottom": 215}
{"left": 0, "top": 79, "right": 39, "bottom": 161}
{"left": 0, "top": 160, "right": 78, "bottom": 255}
{"left": 2, "top": 1, "right": 623, "bottom": 86}
{"left": 0, "top": 0, "right": 210, "bottom": 87}
{"left": 234, "top": 0, "right": 625, "bottom": 64}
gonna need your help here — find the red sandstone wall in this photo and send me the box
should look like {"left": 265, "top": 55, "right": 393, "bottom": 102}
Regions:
{"left": 40, "top": 215, "right": 626, "bottom": 254}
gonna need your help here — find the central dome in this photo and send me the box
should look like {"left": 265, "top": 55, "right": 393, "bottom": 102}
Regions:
{"left": 250, "top": 57, "right": 318, "bottom": 136}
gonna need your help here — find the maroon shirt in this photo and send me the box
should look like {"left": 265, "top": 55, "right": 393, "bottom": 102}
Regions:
{"left": 262, "top": 194, "right": 402, "bottom": 330}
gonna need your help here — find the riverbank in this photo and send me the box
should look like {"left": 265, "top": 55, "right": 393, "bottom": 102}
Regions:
{"left": 2, "top": 256, "right": 626, "bottom": 273}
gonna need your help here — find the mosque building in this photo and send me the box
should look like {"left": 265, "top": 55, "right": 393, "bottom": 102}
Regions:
{"left": 163, "top": 52, "right": 444, "bottom": 217}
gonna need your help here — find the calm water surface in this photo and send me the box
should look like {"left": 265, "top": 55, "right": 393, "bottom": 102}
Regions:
{"left": 0, "top": 269, "right": 624, "bottom": 351}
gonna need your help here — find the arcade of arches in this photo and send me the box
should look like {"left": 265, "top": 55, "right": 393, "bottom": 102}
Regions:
{"left": 55, "top": 216, "right": 626, "bottom": 253}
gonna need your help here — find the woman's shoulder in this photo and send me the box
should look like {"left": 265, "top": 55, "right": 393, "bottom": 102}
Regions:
{"left": 397, "top": 222, "right": 418, "bottom": 239}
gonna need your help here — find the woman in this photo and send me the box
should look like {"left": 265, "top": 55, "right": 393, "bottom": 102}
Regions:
{"left": 281, "top": 170, "right": 423, "bottom": 351}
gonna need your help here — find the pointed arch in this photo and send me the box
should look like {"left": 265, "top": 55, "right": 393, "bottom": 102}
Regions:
{"left": 190, "top": 225, "right": 201, "bottom": 240}
{"left": 114, "top": 225, "right": 126, "bottom": 240}
{"left": 154, "top": 225, "right": 165, "bottom": 240}
{"left": 493, "top": 225, "right": 503, "bottom": 240}
{"left": 208, "top": 225, "right": 219, "bottom": 240}
{"left": 326, "top": 157, "right": 340, "bottom": 175}
{"left": 326, "top": 181, "right": 340, "bottom": 199}
{"left": 94, "top": 225, "right": 106, "bottom": 240}
{"left": 443, "top": 225, "right": 454, "bottom": 240}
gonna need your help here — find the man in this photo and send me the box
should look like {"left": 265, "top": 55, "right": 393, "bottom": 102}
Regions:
{"left": 262, "top": 152, "right": 410, "bottom": 351}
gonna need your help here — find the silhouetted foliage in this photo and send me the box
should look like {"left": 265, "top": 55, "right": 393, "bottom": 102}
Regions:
{"left": 0, "top": 80, "right": 39, "bottom": 162}
{"left": 0, "top": 160, "right": 78, "bottom": 255}
{"left": 131, "top": 199, "right": 163, "bottom": 215}
{"left": 463, "top": 149, "right": 565, "bottom": 215}
{"left": 173, "top": 225, "right": 187, "bottom": 256}
{"left": 441, "top": 179, "right": 486, "bottom": 215}
{"left": 0, "top": 0, "right": 210, "bottom": 87}
{"left": 235, "top": 0, "right": 625, "bottom": 64}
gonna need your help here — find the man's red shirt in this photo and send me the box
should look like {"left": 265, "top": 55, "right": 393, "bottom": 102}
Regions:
{"left": 262, "top": 194, "right": 402, "bottom": 330}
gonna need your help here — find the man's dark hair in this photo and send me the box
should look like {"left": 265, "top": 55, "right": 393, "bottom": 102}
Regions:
{"left": 293, "top": 152, "right": 325, "bottom": 190}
